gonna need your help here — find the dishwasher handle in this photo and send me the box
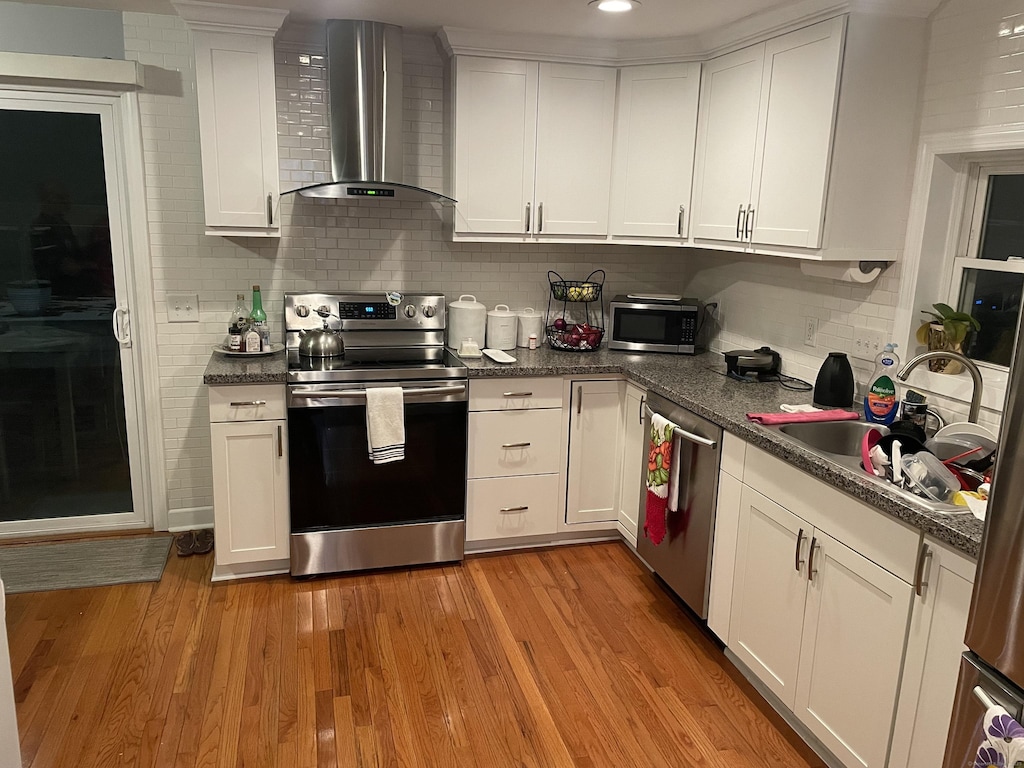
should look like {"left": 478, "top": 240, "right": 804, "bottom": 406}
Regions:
{"left": 645, "top": 405, "right": 718, "bottom": 449}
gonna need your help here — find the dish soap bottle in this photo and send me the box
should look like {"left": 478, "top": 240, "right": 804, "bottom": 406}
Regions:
{"left": 864, "top": 343, "right": 900, "bottom": 425}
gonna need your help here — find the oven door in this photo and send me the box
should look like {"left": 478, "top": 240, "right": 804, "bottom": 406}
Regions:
{"left": 609, "top": 304, "right": 682, "bottom": 353}
{"left": 287, "top": 380, "right": 467, "bottom": 535}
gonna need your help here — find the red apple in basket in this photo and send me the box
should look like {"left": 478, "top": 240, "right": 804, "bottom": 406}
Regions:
{"left": 553, "top": 317, "right": 567, "bottom": 331}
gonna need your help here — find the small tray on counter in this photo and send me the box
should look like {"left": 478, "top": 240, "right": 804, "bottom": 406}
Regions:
{"left": 212, "top": 343, "right": 285, "bottom": 357}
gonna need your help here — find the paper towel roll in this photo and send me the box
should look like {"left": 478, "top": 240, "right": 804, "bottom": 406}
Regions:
{"left": 799, "top": 260, "right": 884, "bottom": 283}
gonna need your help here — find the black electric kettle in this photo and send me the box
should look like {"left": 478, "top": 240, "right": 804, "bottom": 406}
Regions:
{"left": 813, "top": 352, "right": 854, "bottom": 408}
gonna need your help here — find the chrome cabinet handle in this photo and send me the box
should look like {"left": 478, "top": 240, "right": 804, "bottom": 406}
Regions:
{"left": 499, "top": 506, "right": 528, "bottom": 513}
{"left": 501, "top": 442, "right": 531, "bottom": 449}
{"left": 638, "top": 395, "right": 645, "bottom": 426}
{"left": 807, "top": 536, "right": 819, "bottom": 582}
{"left": 525, "top": 202, "right": 531, "bottom": 233}
{"left": 538, "top": 203, "right": 544, "bottom": 233}
{"left": 736, "top": 204, "right": 745, "bottom": 239}
{"left": 503, "top": 392, "right": 533, "bottom": 398}
{"left": 914, "top": 544, "right": 933, "bottom": 597}
{"left": 277, "top": 425, "right": 283, "bottom": 457}
{"left": 267, "top": 193, "right": 273, "bottom": 227}
{"left": 577, "top": 385, "right": 583, "bottom": 416}
{"left": 745, "top": 204, "right": 754, "bottom": 240}
{"left": 230, "top": 400, "right": 267, "bottom": 407}
{"left": 795, "top": 528, "right": 805, "bottom": 573}
{"left": 678, "top": 205, "right": 685, "bottom": 236}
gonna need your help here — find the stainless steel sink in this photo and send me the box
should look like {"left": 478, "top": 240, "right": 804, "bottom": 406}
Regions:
{"left": 778, "top": 420, "right": 878, "bottom": 457}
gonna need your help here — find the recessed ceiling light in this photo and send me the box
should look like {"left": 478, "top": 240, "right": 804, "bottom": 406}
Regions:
{"left": 589, "top": 0, "right": 640, "bottom": 12}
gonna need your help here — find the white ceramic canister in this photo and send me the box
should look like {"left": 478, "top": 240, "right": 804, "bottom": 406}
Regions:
{"left": 447, "top": 294, "right": 486, "bottom": 349}
{"left": 516, "top": 307, "right": 545, "bottom": 348}
{"left": 486, "top": 304, "right": 518, "bottom": 350}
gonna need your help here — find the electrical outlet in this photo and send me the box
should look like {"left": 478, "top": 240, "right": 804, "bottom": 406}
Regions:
{"left": 167, "top": 293, "right": 199, "bottom": 323}
{"left": 804, "top": 317, "right": 818, "bottom": 347}
{"left": 852, "top": 327, "right": 885, "bottom": 360}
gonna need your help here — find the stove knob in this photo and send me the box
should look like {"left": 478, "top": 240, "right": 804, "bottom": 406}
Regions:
{"left": 403, "top": 304, "right": 417, "bottom": 318}
{"left": 421, "top": 305, "right": 436, "bottom": 318}
{"left": 295, "top": 305, "right": 310, "bottom": 318}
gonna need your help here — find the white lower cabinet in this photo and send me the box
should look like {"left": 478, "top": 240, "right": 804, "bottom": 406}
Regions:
{"left": 466, "top": 475, "right": 560, "bottom": 540}
{"left": 889, "top": 538, "right": 976, "bottom": 768}
{"left": 616, "top": 384, "right": 646, "bottom": 543}
{"left": 209, "top": 419, "right": 289, "bottom": 566}
{"left": 566, "top": 379, "right": 625, "bottom": 525}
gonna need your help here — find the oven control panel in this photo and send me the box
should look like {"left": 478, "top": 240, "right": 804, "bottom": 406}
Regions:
{"left": 285, "top": 292, "right": 446, "bottom": 333}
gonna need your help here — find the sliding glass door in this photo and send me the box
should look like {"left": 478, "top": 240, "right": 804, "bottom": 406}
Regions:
{"left": 0, "top": 92, "right": 147, "bottom": 534}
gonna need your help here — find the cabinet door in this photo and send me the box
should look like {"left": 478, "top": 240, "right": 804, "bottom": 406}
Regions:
{"left": 707, "top": 470, "right": 742, "bottom": 644}
{"left": 889, "top": 539, "right": 976, "bottom": 768}
{"left": 690, "top": 44, "right": 764, "bottom": 243}
{"left": 453, "top": 57, "right": 539, "bottom": 235}
{"left": 617, "top": 385, "right": 646, "bottom": 542}
{"left": 566, "top": 380, "right": 624, "bottom": 524}
{"left": 749, "top": 17, "right": 844, "bottom": 248}
{"left": 610, "top": 63, "right": 700, "bottom": 238}
{"left": 193, "top": 31, "right": 279, "bottom": 233}
{"left": 210, "top": 420, "right": 289, "bottom": 565}
{"left": 534, "top": 63, "right": 617, "bottom": 236}
{"left": 730, "top": 485, "right": 808, "bottom": 708}
{"left": 794, "top": 530, "right": 913, "bottom": 768}
{"left": 468, "top": 409, "right": 563, "bottom": 479}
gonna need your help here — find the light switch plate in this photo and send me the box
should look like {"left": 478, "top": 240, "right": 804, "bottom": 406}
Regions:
{"left": 167, "top": 293, "right": 199, "bottom": 323}
{"left": 852, "top": 327, "right": 885, "bottom": 360}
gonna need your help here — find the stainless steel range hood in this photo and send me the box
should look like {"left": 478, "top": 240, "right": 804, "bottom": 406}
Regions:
{"left": 283, "top": 20, "right": 454, "bottom": 204}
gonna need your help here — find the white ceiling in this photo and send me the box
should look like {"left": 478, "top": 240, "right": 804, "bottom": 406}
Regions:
{"left": 26, "top": 0, "right": 820, "bottom": 40}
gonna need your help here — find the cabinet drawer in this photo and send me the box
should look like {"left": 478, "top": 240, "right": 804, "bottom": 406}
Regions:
{"left": 467, "top": 475, "right": 560, "bottom": 541}
{"left": 468, "top": 409, "right": 563, "bottom": 479}
{"left": 469, "top": 377, "right": 563, "bottom": 411}
{"left": 209, "top": 384, "right": 286, "bottom": 423}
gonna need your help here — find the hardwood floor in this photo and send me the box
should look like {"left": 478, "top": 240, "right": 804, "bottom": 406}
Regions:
{"left": 7, "top": 541, "right": 826, "bottom": 767}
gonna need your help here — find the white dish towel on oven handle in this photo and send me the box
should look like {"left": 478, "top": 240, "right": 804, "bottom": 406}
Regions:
{"left": 365, "top": 386, "right": 405, "bottom": 464}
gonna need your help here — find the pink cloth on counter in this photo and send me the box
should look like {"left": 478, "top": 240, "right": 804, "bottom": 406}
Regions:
{"left": 746, "top": 410, "right": 861, "bottom": 425}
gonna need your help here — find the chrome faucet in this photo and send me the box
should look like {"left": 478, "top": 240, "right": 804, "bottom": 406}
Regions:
{"left": 896, "top": 350, "right": 984, "bottom": 423}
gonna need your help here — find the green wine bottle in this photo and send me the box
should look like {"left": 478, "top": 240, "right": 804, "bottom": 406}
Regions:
{"left": 248, "top": 284, "right": 269, "bottom": 351}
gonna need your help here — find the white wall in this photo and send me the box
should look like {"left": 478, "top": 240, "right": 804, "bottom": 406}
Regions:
{"left": 0, "top": 2, "right": 124, "bottom": 59}
{"left": 123, "top": 14, "right": 688, "bottom": 522}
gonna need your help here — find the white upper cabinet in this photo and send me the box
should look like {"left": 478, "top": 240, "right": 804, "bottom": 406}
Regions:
{"left": 175, "top": 2, "right": 287, "bottom": 237}
{"left": 691, "top": 17, "right": 844, "bottom": 250}
{"left": 750, "top": 19, "right": 844, "bottom": 248}
{"left": 610, "top": 63, "right": 701, "bottom": 239}
{"left": 690, "top": 47, "right": 764, "bottom": 243}
{"left": 452, "top": 57, "right": 615, "bottom": 239}
{"left": 453, "top": 57, "right": 538, "bottom": 235}
{"left": 534, "top": 63, "right": 617, "bottom": 237}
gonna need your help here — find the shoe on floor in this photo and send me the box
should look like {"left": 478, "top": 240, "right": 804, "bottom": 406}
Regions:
{"left": 192, "top": 529, "right": 214, "bottom": 555}
{"left": 175, "top": 531, "right": 196, "bottom": 557}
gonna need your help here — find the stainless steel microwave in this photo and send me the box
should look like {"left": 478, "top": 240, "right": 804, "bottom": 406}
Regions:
{"left": 608, "top": 294, "right": 701, "bottom": 354}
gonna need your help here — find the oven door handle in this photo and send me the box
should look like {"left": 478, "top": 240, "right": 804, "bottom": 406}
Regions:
{"left": 290, "top": 383, "right": 466, "bottom": 401}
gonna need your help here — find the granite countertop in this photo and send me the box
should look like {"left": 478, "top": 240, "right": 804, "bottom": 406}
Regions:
{"left": 203, "top": 346, "right": 984, "bottom": 557}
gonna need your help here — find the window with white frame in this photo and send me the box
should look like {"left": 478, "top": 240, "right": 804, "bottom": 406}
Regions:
{"left": 953, "top": 165, "right": 1024, "bottom": 369}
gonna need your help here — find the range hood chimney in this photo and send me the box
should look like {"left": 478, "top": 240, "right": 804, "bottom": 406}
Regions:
{"left": 283, "top": 20, "right": 454, "bottom": 203}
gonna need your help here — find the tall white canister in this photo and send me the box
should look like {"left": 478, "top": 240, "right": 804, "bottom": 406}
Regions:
{"left": 486, "top": 304, "right": 517, "bottom": 350}
{"left": 447, "top": 294, "right": 486, "bottom": 349}
{"left": 516, "top": 308, "right": 545, "bottom": 347}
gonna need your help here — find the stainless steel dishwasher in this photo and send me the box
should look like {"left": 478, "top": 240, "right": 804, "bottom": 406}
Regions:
{"left": 636, "top": 392, "right": 722, "bottom": 619}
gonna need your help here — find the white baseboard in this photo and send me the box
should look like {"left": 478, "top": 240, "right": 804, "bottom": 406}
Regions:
{"left": 166, "top": 505, "right": 213, "bottom": 532}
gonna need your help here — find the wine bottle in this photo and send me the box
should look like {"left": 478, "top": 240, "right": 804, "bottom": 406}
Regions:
{"left": 226, "top": 293, "right": 248, "bottom": 351}
{"left": 249, "top": 285, "right": 269, "bottom": 351}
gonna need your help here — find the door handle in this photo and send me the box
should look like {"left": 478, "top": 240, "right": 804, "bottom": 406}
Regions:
{"left": 501, "top": 442, "right": 531, "bottom": 449}
{"left": 807, "top": 536, "right": 819, "bottom": 582}
{"left": 229, "top": 400, "right": 267, "bottom": 407}
{"left": 112, "top": 305, "right": 131, "bottom": 346}
{"left": 499, "top": 506, "right": 528, "bottom": 513}
{"left": 638, "top": 395, "right": 645, "bottom": 426}
{"left": 538, "top": 203, "right": 544, "bottom": 233}
{"left": 267, "top": 194, "right": 274, "bottom": 227}
{"left": 914, "top": 544, "right": 933, "bottom": 597}
{"left": 277, "top": 424, "right": 283, "bottom": 457}
{"left": 678, "top": 205, "right": 685, "bottom": 236}
{"left": 745, "top": 204, "right": 754, "bottom": 240}
{"left": 795, "top": 528, "right": 805, "bottom": 573}
{"left": 577, "top": 385, "right": 583, "bottom": 416}
{"left": 525, "top": 202, "right": 531, "bottom": 233}
{"left": 503, "top": 392, "right": 533, "bottom": 398}
{"left": 736, "top": 204, "right": 745, "bottom": 239}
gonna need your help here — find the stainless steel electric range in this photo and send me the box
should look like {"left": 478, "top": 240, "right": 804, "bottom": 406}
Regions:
{"left": 284, "top": 291, "right": 468, "bottom": 577}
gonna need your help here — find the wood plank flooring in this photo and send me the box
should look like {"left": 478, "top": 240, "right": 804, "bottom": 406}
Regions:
{"left": 7, "top": 541, "right": 826, "bottom": 767}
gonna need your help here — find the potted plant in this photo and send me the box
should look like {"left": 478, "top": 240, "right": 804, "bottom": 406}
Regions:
{"left": 915, "top": 303, "right": 981, "bottom": 374}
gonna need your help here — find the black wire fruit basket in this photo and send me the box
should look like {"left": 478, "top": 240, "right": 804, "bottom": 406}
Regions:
{"left": 545, "top": 269, "right": 605, "bottom": 352}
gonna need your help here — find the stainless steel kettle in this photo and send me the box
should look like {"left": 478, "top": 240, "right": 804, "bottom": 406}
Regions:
{"left": 298, "top": 320, "right": 344, "bottom": 358}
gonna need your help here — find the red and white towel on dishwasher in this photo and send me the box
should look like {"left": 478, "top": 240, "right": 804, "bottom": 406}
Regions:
{"left": 975, "top": 705, "right": 1024, "bottom": 767}
{"left": 644, "top": 414, "right": 676, "bottom": 546}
